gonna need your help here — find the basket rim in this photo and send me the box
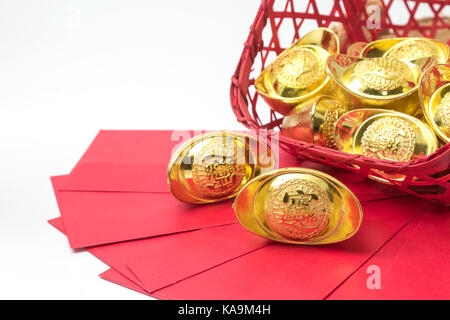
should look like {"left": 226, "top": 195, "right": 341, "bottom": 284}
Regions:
{"left": 229, "top": 0, "right": 450, "bottom": 177}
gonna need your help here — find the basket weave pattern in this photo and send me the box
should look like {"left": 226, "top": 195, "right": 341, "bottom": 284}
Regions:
{"left": 230, "top": 0, "right": 450, "bottom": 205}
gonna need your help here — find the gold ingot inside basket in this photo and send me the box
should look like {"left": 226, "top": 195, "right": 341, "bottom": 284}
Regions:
{"left": 334, "top": 109, "right": 438, "bottom": 162}
{"left": 419, "top": 64, "right": 450, "bottom": 143}
{"left": 327, "top": 54, "right": 423, "bottom": 116}
{"left": 359, "top": 38, "right": 449, "bottom": 68}
{"left": 281, "top": 96, "right": 348, "bottom": 149}
{"left": 255, "top": 28, "right": 340, "bottom": 115}
{"left": 168, "top": 132, "right": 277, "bottom": 204}
{"left": 233, "top": 168, "right": 362, "bottom": 245}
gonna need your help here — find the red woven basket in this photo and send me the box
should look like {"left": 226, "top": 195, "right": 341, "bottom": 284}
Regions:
{"left": 230, "top": 0, "right": 450, "bottom": 205}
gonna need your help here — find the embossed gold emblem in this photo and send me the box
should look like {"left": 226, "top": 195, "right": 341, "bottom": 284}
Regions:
{"left": 271, "top": 47, "right": 325, "bottom": 90}
{"left": 265, "top": 179, "right": 330, "bottom": 240}
{"left": 192, "top": 139, "right": 246, "bottom": 197}
{"left": 354, "top": 57, "right": 410, "bottom": 91}
{"left": 361, "top": 117, "right": 416, "bottom": 162}
{"left": 320, "top": 102, "right": 348, "bottom": 149}
{"left": 234, "top": 168, "right": 363, "bottom": 245}
{"left": 386, "top": 39, "right": 434, "bottom": 60}
{"left": 438, "top": 92, "right": 450, "bottom": 130}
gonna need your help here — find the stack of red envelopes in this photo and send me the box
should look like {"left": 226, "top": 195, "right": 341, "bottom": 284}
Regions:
{"left": 49, "top": 130, "right": 450, "bottom": 299}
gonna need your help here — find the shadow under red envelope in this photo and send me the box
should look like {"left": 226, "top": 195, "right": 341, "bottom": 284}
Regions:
{"left": 49, "top": 129, "right": 447, "bottom": 299}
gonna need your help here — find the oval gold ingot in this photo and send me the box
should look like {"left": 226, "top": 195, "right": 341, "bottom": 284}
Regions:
{"left": 335, "top": 109, "right": 437, "bottom": 162}
{"left": 281, "top": 96, "right": 348, "bottom": 149}
{"left": 168, "top": 132, "right": 277, "bottom": 204}
{"left": 233, "top": 168, "right": 362, "bottom": 245}
{"left": 386, "top": 39, "right": 435, "bottom": 61}
{"left": 360, "top": 38, "right": 449, "bottom": 69}
{"left": 270, "top": 46, "right": 326, "bottom": 90}
{"left": 419, "top": 64, "right": 450, "bottom": 143}
{"left": 360, "top": 117, "right": 416, "bottom": 162}
{"left": 255, "top": 28, "right": 340, "bottom": 115}
{"left": 353, "top": 57, "right": 411, "bottom": 91}
{"left": 334, "top": 109, "right": 438, "bottom": 183}
{"left": 327, "top": 54, "right": 422, "bottom": 116}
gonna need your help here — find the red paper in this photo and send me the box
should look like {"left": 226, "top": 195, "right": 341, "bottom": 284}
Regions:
{"left": 137, "top": 197, "right": 428, "bottom": 300}
{"left": 48, "top": 217, "right": 144, "bottom": 287}
{"left": 124, "top": 224, "right": 270, "bottom": 293}
{"left": 100, "top": 268, "right": 150, "bottom": 297}
{"left": 49, "top": 216, "right": 270, "bottom": 293}
{"left": 61, "top": 130, "right": 286, "bottom": 193}
{"left": 53, "top": 175, "right": 238, "bottom": 249}
{"left": 51, "top": 195, "right": 428, "bottom": 299}
{"left": 59, "top": 130, "right": 402, "bottom": 198}
{"left": 328, "top": 203, "right": 450, "bottom": 300}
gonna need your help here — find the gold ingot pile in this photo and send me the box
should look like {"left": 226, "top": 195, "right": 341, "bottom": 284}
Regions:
{"left": 254, "top": 31, "right": 450, "bottom": 169}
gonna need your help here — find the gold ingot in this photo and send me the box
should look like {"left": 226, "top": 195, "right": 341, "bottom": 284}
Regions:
{"left": 419, "top": 64, "right": 450, "bottom": 143}
{"left": 360, "top": 38, "right": 449, "bottom": 69}
{"left": 281, "top": 96, "right": 348, "bottom": 149}
{"left": 327, "top": 54, "right": 422, "bottom": 116}
{"left": 168, "top": 132, "right": 277, "bottom": 204}
{"left": 334, "top": 109, "right": 438, "bottom": 162}
{"left": 233, "top": 168, "right": 362, "bottom": 245}
{"left": 255, "top": 28, "right": 340, "bottom": 115}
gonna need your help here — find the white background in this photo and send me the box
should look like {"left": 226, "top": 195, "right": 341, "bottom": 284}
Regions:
{"left": 0, "top": 0, "right": 446, "bottom": 299}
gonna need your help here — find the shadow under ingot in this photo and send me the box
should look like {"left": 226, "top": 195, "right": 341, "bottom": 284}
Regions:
{"left": 419, "top": 64, "right": 450, "bottom": 143}
{"left": 255, "top": 28, "right": 340, "bottom": 115}
{"left": 327, "top": 54, "right": 423, "bottom": 116}
{"left": 168, "top": 132, "right": 277, "bottom": 204}
{"left": 281, "top": 95, "right": 348, "bottom": 149}
{"left": 233, "top": 168, "right": 362, "bottom": 245}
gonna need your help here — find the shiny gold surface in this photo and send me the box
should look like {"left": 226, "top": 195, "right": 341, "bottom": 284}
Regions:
{"left": 419, "top": 64, "right": 450, "bottom": 143}
{"left": 281, "top": 96, "right": 347, "bottom": 149}
{"left": 233, "top": 168, "right": 362, "bottom": 245}
{"left": 327, "top": 54, "right": 422, "bottom": 116}
{"left": 386, "top": 39, "right": 435, "bottom": 60}
{"left": 360, "top": 117, "right": 416, "bottom": 161}
{"left": 335, "top": 109, "right": 438, "bottom": 162}
{"left": 353, "top": 57, "right": 412, "bottom": 91}
{"left": 334, "top": 109, "right": 438, "bottom": 183}
{"left": 265, "top": 179, "right": 331, "bottom": 240}
{"left": 360, "top": 38, "right": 449, "bottom": 69}
{"left": 168, "top": 132, "right": 276, "bottom": 204}
{"left": 255, "top": 28, "right": 340, "bottom": 115}
{"left": 270, "top": 46, "right": 326, "bottom": 90}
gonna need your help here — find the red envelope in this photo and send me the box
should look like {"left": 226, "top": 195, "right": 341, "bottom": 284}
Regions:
{"left": 52, "top": 130, "right": 402, "bottom": 248}
{"left": 100, "top": 268, "right": 150, "bottom": 297}
{"left": 51, "top": 195, "right": 428, "bottom": 299}
{"left": 59, "top": 130, "right": 401, "bottom": 197}
{"left": 53, "top": 175, "right": 238, "bottom": 249}
{"left": 49, "top": 216, "right": 270, "bottom": 293}
{"left": 129, "top": 197, "right": 428, "bottom": 300}
{"left": 328, "top": 203, "right": 450, "bottom": 300}
{"left": 49, "top": 217, "right": 145, "bottom": 287}
{"left": 61, "top": 130, "right": 284, "bottom": 193}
